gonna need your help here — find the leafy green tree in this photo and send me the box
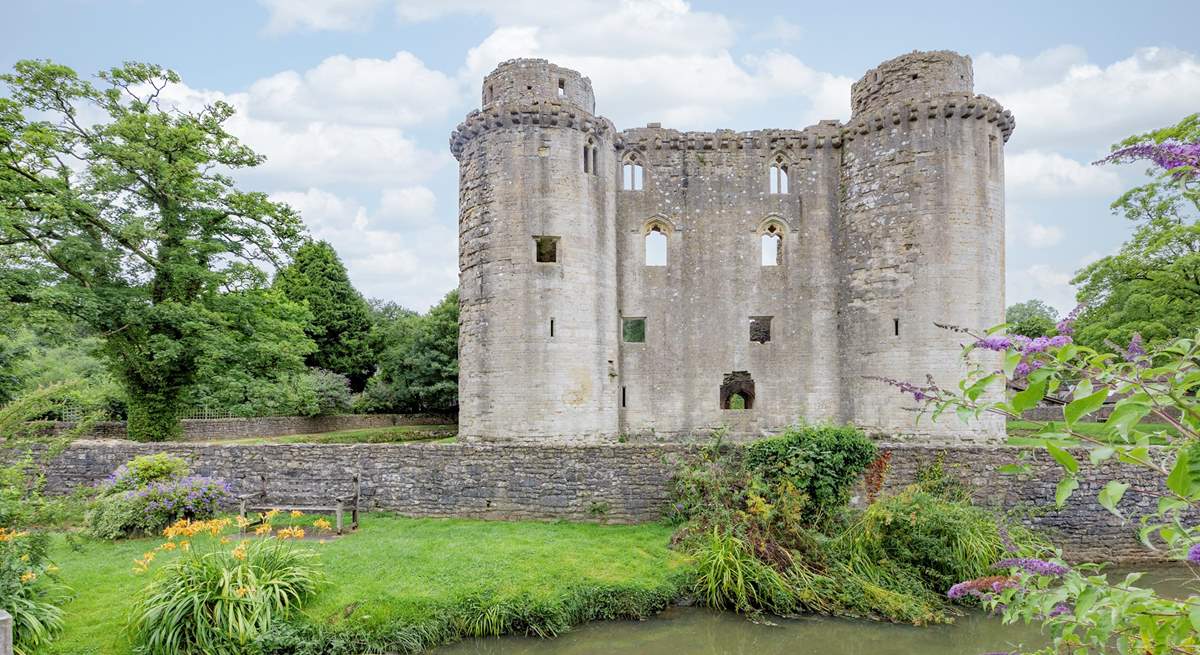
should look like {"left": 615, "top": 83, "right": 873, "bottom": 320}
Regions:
{"left": 273, "top": 241, "right": 374, "bottom": 391}
{"left": 1072, "top": 114, "right": 1200, "bottom": 351}
{"left": 0, "top": 60, "right": 303, "bottom": 440}
{"left": 182, "top": 288, "right": 316, "bottom": 416}
{"left": 1005, "top": 299, "right": 1058, "bottom": 338}
{"left": 363, "top": 290, "right": 458, "bottom": 415}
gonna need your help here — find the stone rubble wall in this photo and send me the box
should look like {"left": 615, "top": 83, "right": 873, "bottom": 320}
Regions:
{"left": 45, "top": 414, "right": 455, "bottom": 442}
{"left": 30, "top": 440, "right": 1188, "bottom": 562}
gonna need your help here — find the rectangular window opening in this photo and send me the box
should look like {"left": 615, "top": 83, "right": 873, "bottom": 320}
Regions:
{"left": 750, "top": 316, "right": 772, "bottom": 343}
{"left": 549, "top": 318, "right": 555, "bottom": 337}
{"left": 622, "top": 317, "right": 646, "bottom": 343}
{"left": 583, "top": 145, "right": 590, "bottom": 173}
{"left": 893, "top": 317, "right": 900, "bottom": 337}
{"left": 557, "top": 78, "right": 566, "bottom": 97}
{"left": 534, "top": 236, "right": 559, "bottom": 263}
{"left": 621, "top": 386, "right": 627, "bottom": 408}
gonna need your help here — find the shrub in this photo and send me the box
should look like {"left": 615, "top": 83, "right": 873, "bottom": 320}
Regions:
{"left": 100, "top": 453, "right": 189, "bottom": 495}
{"left": 841, "top": 487, "right": 1022, "bottom": 594}
{"left": 128, "top": 519, "right": 322, "bottom": 655}
{"left": 0, "top": 529, "right": 67, "bottom": 655}
{"left": 88, "top": 476, "right": 229, "bottom": 539}
{"left": 303, "top": 368, "right": 352, "bottom": 416}
{"left": 87, "top": 456, "right": 230, "bottom": 539}
{"left": 745, "top": 424, "right": 878, "bottom": 524}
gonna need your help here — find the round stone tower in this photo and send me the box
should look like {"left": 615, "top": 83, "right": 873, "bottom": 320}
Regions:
{"left": 838, "top": 51, "right": 1014, "bottom": 442}
{"left": 451, "top": 59, "right": 619, "bottom": 441}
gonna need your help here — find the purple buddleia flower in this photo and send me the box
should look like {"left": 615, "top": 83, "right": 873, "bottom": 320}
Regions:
{"left": 1014, "top": 361, "right": 1032, "bottom": 379}
{"left": 1055, "top": 305, "right": 1083, "bottom": 337}
{"left": 1187, "top": 543, "right": 1200, "bottom": 564}
{"left": 975, "top": 336, "right": 1013, "bottom": 352}
{"left": 1124, "top": 333, "right": 1145, "bottom": 361}
{"left": 998, "top": 525, "right": 1018, "bottom": 553}
{"left": 1047, "top": 335, "right": 1072, "bottom": 348}
{"left": 1048, "top": 603, "right": 1072, "bottom": 617}
{"left": 1098, "top": 141, "right": 1200, "bottom": 178}
{"left": 994, "top": 557, "right": 1069, "bottom": 577}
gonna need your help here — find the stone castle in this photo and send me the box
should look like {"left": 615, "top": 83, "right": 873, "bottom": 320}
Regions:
{"left": 450, "top": 50, "right": 1012, "bottom": 443}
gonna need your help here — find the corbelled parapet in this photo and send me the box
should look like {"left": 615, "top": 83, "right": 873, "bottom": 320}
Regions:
{"left": 842, "top": 92, "right": 1015, "bottom": 143}
{"left": 448, "top": 99, "right": 615, "bottom": 160}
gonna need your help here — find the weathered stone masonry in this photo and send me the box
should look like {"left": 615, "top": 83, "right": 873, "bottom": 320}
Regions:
{"left": 38, "top": 441, "right": 1185, "bottom": 562}
{"left": 452, "top": 51, "right": 1013, "bottom": 444}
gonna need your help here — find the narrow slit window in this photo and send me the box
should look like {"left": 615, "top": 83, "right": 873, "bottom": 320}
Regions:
{"left": 622, "top": 317, "right": 646, "bottom": 343}
{"left": 769, "top": 155, "right": 789, "bottom": 194}
{"left": 534, "top": 236, "right": 559, "bottom": 263}
{"left": 761, "top": 225, "right": 782, "bottom": 266}
{"left": 621, "top": 386, "right": 627, "bottom": 408}
{"left": 590, "top": 143, "right": 598, "bottom": 176}
{"left": 893, "top": 318, "right": 900, "bottom": 336}
{"left": 549, "top": 318, "right": 555, "bottom": 337}
{"left": 644, "top": 226, "right": 667, "bottom": 266}
{"left": 557, "top": 78, "right": 566, "bottom": 98}
{"left": 750, "top": 316, "right": 772, "bottom": 343}
{"left": 583, "top": 143, "right": 590, "bottom": 173}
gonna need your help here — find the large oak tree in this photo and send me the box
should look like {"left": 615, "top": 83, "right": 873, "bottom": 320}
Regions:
{"left": 0, "top": 60, "right": 302, "bottom": 440}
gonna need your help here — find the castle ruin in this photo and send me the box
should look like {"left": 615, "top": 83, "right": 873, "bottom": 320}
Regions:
{"left": 451, "top": 50, "right": 1011, "bottom": 443}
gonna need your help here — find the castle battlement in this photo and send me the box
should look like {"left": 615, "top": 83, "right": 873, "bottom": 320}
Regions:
{"left": 452, "top": 51, "right": 1011, "bottom": 444}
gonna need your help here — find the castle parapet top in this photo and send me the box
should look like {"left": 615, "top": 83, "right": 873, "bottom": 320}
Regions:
{"left": 851, "top": 50, "right": 974, "bottom": 116}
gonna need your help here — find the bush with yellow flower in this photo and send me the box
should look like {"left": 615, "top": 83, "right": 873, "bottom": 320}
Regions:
{"left": 1, "top": 526, "right": 67, "bottom": 655}
{"left": 127, "top": 512, "right": 336, "bottom": 654}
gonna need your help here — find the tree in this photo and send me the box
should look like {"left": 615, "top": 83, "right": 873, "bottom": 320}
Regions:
{"left": 1005, "top": 299, "right": 1058, "bottom": 338}
{"left": 1072, "top": 113, "right": 1200, "bottom": 352}
{"left": 0, "top": 60, "right": 303, "bottom": 440}
{"left": 363, "top": 290, "right": 458, "bottom": 415}
{"left": 273, "top": 241, "right": 374, "bottom": 391}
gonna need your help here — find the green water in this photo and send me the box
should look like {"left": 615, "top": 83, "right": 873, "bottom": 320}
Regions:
{"left": 440, "top": 568, "right": 1195, "bottom": 655}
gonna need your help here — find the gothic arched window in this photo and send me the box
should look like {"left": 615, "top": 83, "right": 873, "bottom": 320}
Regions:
{"left": 769, "top": 155, "right": 789, "bottom": 194}
{"left": 623, "top": 153, "right": 645, "bottom": 190}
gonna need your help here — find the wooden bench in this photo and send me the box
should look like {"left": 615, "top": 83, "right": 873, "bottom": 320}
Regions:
{"left": 236, "top": 473, "right": 361, "bottom": 535}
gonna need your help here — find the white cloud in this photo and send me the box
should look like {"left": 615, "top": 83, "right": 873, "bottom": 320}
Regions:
{"left": 259, "top": 0, "right": 383, "bottom": 34}
{"left": 399, "top": 0, "right": 735, "bottom": 56}
{"left": 1007, "top": 263, "right": 1077, "bottom": 311}
{"left": 977, "top": 47, "right": 1200, "bottom": 151}
{"left": 246, "top": 52, "right": 461, "bottom": 127}
{"left": 272, "top": 188, "right": 457, "bottom": 308}
{"left": 1007, "top": 213, "right": 1065, "bottom": 249}
{"left": 1005, "top": 150, "right": 1122, "bottom": 198}
{"left": 378, "top": 187, "right": 438, "bottom": 225}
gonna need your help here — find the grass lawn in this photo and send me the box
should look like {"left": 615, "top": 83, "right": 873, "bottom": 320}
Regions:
{"left": 1007, "top": 419, "right": 1179, "bottom": 444}
{"left": 46, "top": 515, "right": 686, "bottom": 654}
{"left": 201, "top": 425, "right": 457, "bottom": 446}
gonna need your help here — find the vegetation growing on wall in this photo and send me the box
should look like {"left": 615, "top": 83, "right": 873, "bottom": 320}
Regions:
{"left": 670, "top": 425, "right": 1043, "bottom": 625}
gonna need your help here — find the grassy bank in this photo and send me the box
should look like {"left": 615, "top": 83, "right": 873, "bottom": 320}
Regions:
{"left": 200, "top": 425, "right": 457, "bottom": 446}
{"left": 46, "top": 515, "right": 687, "bottom": 654}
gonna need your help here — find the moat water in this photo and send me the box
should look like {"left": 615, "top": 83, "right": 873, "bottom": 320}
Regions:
{"left": 439, "top": 568, "right": 1194, "bottom": 655}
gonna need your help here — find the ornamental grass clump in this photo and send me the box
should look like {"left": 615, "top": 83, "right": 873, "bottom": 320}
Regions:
{"left": 86, "top": 454, "right": 231, "bottom": 539}
{"left": 127, "top": 517, "right": 324, "bottom": 655}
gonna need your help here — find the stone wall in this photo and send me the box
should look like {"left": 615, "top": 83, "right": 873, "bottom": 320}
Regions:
{"left": 48, "top": 414, "right": 454, "bottom": 442}
{"left": 32, "top": 440, "right": 1186, "bottom": 562}
{"left": 1020, "top": 405, "right": 1176, "bottom": 423}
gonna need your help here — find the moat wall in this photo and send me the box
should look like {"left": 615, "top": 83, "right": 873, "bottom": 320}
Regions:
{"left": 34, "top": 440, "right": 1181, "bottom": 562}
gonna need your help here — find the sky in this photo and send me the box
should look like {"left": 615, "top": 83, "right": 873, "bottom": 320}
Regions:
{"left": 4, "top": 0, "right": 1199, "bottom": 312}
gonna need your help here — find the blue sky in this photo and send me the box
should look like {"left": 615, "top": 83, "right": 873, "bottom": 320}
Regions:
{"left": 5, "top": 0, "right": 1199, "bottom": 312}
